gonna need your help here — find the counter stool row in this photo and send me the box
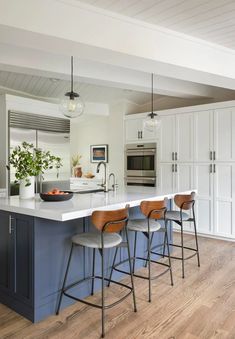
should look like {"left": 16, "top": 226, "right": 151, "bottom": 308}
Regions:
{"left": 56, "top": 191, "right": 200, "bottom": 338}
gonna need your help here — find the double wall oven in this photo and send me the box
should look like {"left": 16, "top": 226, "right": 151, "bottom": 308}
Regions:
{"left": 125, "top": 143, "right": 157, "bottom": 187}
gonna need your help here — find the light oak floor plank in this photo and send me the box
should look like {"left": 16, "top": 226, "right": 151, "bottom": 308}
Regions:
{"left": 0, "top": 234, "right": 234, "bottom": 339}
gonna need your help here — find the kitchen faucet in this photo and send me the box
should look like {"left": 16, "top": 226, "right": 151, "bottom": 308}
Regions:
{"left": 109, "top": 173, "right": 117, "bottom": 191}
{"left": 96, "top": 161, "right": 109, "bottom": 192}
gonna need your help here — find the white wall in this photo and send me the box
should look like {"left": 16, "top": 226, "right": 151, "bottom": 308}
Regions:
{"left": 70, "top": 116, "right": 109, "bottom": 177}
{"left": 70, "top": 101, "right": 125, "bottom": 186}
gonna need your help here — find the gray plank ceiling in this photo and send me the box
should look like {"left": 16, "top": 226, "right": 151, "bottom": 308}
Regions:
{"left": 0, "top": 70, "right": 165, "bottom": 105}
{"left": 76, "top": 0, "right": 235, "bottom": 50}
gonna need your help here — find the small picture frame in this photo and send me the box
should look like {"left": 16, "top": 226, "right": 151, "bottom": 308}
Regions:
{"left": 90, "top": 144, "right": 108, "bottom": 163}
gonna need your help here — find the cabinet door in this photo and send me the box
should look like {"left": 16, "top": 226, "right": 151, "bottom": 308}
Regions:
{"left": 214, "top": 107, "right": 235, "bottom": 162}
{"left": 194, "top": 163, "right": 214, "bottom": 235}
{"left": 175, "top": 113, "right": 194, "bottom": 162}
{"left": 159, "top": 163, "right": 175, "bottom": 192}
{"left": 0, "top": 211, "right": 11, "bottom": 293}
{"left": 12, "top": 214, "right": 34, "bottom": 306}
{"left": 159, "top": 115, "right": 175, "bottom": 162}
{"left": 175, "top": 163, "right": 194, "bottom": 192}
{"left": 125, "top": 118, "right": 142, "bottom": 142}
{"left": 194, "top": 110, "right": 213, "bottom": 162}
{"left": 142, "top": 122, "right": 158, "bottom": 141}
{"left": 213, "top": 163, "right": 235, "bottom": 238}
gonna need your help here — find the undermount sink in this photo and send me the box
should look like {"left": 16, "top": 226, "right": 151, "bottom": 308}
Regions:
{"left": 76, "top": 189, "right": 104, "bottom": 194}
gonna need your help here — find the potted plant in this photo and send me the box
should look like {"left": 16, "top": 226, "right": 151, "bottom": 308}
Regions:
{"left": 71, "top": 154, "right": 82, "bottom": 177}
{"left": 7, "top": 142, "right": 62, "bottom": 199}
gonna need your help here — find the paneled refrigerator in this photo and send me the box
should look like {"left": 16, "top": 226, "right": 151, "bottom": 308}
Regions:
{"left": 8, "top": 111, "right": 71, "bottom": 195}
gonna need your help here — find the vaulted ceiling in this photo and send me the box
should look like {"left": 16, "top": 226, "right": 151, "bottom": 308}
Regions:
{"left": 77, "top": 0, "right": 235, "bottom": 50}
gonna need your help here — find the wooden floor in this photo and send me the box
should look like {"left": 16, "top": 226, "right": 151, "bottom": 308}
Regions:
{"left": 0, "top": 234, "right": 235, "bottom": 339}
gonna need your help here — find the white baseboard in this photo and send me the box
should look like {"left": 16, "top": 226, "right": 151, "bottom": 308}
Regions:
{"left": 173, "top": 229, "right": 235, "bottom": 242}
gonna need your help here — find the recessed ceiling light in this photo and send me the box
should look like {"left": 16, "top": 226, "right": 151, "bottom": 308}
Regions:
{"left": 49, "top": 78, "right": 60, "bottom": 83}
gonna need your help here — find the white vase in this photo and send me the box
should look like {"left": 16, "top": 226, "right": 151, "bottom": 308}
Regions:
{"left": 19, "top": 177, "right": 35, "bottom": 199}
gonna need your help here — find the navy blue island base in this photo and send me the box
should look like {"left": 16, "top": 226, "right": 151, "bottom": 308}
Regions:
{"left": 0, "top": 205, "right": 172, "bottom": 322}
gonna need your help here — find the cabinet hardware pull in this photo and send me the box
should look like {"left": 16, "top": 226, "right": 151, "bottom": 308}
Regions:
{"left": 137, "top": 131, "right": 140, "bottom": 139}
{"left": 213, "top": 151, "right": 216, "bottom": 161}
{"left": 213, "top": 164, "right": 216, "bottom": 173}
{"left": 209, "top": 164, "right": 212, "bottom": 173}
{"left": 175, "top": 152, "right": 177, "bottom": 161}
{"left": 140, "top": 131, "right": 143, "bottom": 139}
{"left": 175, "top": 164, "right": 177, "bottom": 172}
{"left": 172, "top": 152, "right": 174, "bottom": 161}
{"left": 210, "top": 151, "right": 213, "bottom": 160}
{"left": 172, "top": 164, "right": 174, "bottom": 173}
{"left": 9, "top": 216, "right": 14, "bottom": 234}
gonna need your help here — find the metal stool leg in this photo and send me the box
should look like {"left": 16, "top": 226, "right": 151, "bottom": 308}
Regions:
{"left": 193, "top": 208, "right": 200, "bottom": 267}
{"left": 144, "top": 232, "right": 154, "bottom": 268}
{"left": 147, "top": 220, "right": 151, "bottom": 302}
{"left": 180, "top": 222, "right": 185, "bottom": 279}
{"left": 101, "top": 246, "right": 105, "bottom": 338}
{"left": 162, "top": 231, "right": 167, "bottom": 258}
{"left": 133, "top": 231, "right": 137, "bottom": 273}
{"left": 91, "top": 248, "right": 96, "bottom": 295}
{"left": 107, "top": 246, "right": 118, "bottom": 287}
{"left": 165, "top": 220, "right": 174, "bottom": 286}
{"left": 56, "top": 244, "right": 74, "bottom": 315}
{"left": 125, "top": 228, "right": 137, "bottom": 312}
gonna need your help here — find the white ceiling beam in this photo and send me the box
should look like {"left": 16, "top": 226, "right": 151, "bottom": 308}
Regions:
{"left": 0, "top": 0, "right": 235, "bottom": 90}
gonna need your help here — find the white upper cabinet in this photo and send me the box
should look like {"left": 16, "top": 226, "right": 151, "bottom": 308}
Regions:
{"left": 159, "top": 115, "right": 175, "bottom": 162}
{"left": 214, "top": 107, "right": 235, "bottom": 162}
{"left": 125, "top": 118, "right": 143, "bottom": 142}
{"left": 175, "top": 113, "right": 194, "bottom": 162}
{"left": 194, "top": 110, "right": 213, "bottom": 162}
{"left": 125, "top": 115, "right": 158, "bottom": 143}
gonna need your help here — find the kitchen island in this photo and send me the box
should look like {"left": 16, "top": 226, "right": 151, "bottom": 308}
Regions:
{"left": 0, "top": 187, "right": 193, "bottom": 322}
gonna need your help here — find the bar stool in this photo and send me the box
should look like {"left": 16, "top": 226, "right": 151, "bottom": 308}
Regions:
{"left": 163, "top": 191, "right": 200, "bottom": 278}
{"left": 108, "top": 198, "right": 173, "bottom": 303}
{"left": 56, "top": 205, "right": 137, "bottom": 338}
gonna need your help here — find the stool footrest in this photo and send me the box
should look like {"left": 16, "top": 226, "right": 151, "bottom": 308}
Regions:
{"left": 112, "top": 256, "right": 171, "bottom": 281}
{"left": 62, "top": 275, "right": 133, "bottom": 310}
{"left": 152, "top": 250, "right": 198, "bottom": 261}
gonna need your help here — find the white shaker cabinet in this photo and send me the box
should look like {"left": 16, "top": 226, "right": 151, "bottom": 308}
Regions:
{"left": 194, "top": 110, "right": 213, "bottom": 162}
{"left": 194, "top": 163, "right": 214, "bottom": 235}
{"left": 214, "top": 107, "right": 235, "bottom": 162}
{"left": 125, "top": 118, "right": 143, "bottom": 142}
{"left": 159, "top": 113, "right": 194, "bottom": 163}
{"left": 125, "top": 116, "right": 158, "bottom": 143}
{"left": 159, "top": 115, "right": 176, "bottom": 162}
{"left": 213, "top": 163, "right": 235, "bottom": 238}
{"left": 175, "top": 113, "right": 194, "bottom": 162}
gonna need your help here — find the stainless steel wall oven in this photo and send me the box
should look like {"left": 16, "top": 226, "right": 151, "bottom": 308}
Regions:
{"left": 125, "top": 143, "right": 156, "bottom": 187}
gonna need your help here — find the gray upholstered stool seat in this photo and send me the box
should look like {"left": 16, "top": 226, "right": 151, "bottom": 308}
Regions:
{"left": 166, "top": 211, "right": 190, "bottom": 221}
{"left": 128, "top": 219, "right": 161, "bottom": 232}
{"left": 72, "top": 232, "right": 122, "bottom": 249}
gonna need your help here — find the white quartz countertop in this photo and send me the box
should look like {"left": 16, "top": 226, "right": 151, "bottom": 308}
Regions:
{"left": 0, "top": 187, "right": 195, "bottom": 222}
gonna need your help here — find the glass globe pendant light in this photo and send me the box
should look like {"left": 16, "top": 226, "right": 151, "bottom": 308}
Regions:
{"left": 60, "top": 56, "right": 84, "bottom": 118}
{"left": 144, "top": 73, "right": 161, "bottom": 132}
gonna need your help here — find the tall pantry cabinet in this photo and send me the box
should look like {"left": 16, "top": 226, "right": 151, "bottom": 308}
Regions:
{"left": 124, "top": 102, "right": 235, "bottom": 240}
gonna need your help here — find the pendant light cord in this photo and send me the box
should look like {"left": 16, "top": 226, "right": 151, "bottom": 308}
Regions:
{"left": 71, "top": 56, "right": 74, "bottom": 93}
{"left": 151, "top": 73, "right": 154, "bottom": 114}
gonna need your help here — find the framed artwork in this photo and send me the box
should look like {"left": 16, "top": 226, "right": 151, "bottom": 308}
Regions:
{"left": 90, "top": 144, "right": 108, "bottom": 163}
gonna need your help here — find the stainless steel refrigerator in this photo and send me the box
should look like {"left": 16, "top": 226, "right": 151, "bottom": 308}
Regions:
{"left": 9, "top": 111, "right": 71, "bottom": 195}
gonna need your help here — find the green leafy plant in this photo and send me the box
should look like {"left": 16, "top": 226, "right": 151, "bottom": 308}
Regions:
{"left": 71, "top": 154, "right": 82, "bottom": 167}
{"left": 7, "top": 142, "right": 62, "bottom": 186}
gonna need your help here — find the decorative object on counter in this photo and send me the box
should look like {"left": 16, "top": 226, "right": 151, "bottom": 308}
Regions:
{"left": 7, "top": 142, "right": 62, "bottom": 199}
{"left": 84, "top": 172, "right": 95, "bottom": 179}
{"left": 40, "top": 188, "right": 73, "bottom": 201}
{"left": 144, "top": 73, "right": 161, "bottom": 132}
{"left": 59, "top": 56, "right": 85, "bottom": 118}
{"left": 71, "top": 154, "right": 82, "bottom": 177}
{"left": 90, "top": 144, "right": 108, "bottom": 163}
